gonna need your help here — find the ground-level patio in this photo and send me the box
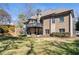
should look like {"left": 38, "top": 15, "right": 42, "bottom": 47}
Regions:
{"left": 27, "top": 27, "right": 43, "bottom": 35}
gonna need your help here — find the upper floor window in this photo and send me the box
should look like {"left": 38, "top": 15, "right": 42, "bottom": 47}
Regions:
{"left": 52, "top": 18, "right": 55, "bottom": 23}
{"left": 60, "top": 16, "right": 64, "bottom": 23}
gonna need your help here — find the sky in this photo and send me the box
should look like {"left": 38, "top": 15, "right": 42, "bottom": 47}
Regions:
{"left": 0, "top": 3, "right": 79, "bottom": 24}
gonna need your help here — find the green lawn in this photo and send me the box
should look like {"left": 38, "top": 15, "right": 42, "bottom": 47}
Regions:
{"left": 0, "top": 36, "right": 79, "bottom": 55}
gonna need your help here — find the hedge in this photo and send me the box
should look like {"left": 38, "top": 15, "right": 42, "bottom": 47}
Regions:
{"left": 0, "top": 25, "right": 15, "bottom": 33}
{"left": 50, "top": 32, "right": 70, "bottom": 37}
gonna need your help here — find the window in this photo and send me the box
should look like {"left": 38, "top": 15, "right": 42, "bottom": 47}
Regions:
{"left": 60, "top": 16, "right": 64, "bottom": 22}
{"left": 59, "top": 29, "right": 65, "bottom": 33}
{"left": 45, "top": 29, "right": 49, "bottom": 34}
{"left": 52, "top": 18, "right": 55, "bottom": 23}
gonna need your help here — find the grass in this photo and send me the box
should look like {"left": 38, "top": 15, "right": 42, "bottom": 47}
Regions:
{"left": 0, "top": 35, "right": 79, "bottom": 55}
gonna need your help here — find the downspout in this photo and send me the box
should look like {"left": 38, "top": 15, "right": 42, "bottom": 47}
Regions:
{"left": 70, "top": 11, "right": 74, "bottom": 37}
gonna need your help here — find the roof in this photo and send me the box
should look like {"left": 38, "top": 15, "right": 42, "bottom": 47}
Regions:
{"left": 0, "top": 9, "right": 11, "bottom": 25}
{"left": 31, "top": 9, "right": 73, "bottom": 19}
{"left": 0, "top": 9, "right": 10, "bottom": 17}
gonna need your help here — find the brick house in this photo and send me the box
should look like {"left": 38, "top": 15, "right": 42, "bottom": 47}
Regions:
{"left": 25, "top": 9, "right": 75, "bottom": 37}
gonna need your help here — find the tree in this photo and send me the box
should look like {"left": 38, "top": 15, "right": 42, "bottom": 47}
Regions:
{"left": 18, "top": 13, "right": 28, "bottom": 28}
{"left": 23, "top": 4, "right": 35, "bottom": 19}
{"left": 76, "top": 17, "right": 79, "bottom": 31}
{"left": 0, "top": 4, "right": 11, "bottom": 25}
{"left": 36, "top": 9, "right": 42, "bottom": 23}
{"left": 17, "top": 13, "right": 28, "bottom": 35}
{"left": 0, "top": 9, "right": 11, "bottom": 25}
{"left": 36, "top": 9, "right": 41, "bottom": 16}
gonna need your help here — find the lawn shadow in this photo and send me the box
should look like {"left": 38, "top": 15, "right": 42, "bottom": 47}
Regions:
{"left": 0, "top": 35, "right": 19, "bottom": 41}
{"left": 50, "top": 40, "right": 79, "bottom": 55}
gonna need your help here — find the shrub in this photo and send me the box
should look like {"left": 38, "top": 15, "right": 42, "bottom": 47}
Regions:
{"left": 0, "top": 25, "right": 15, "bottom": 34}
{"left": 0, "top": 25, "right": 9, "bottom": 33}
{"left": 50, "top": 32, "right": 70, "bottom": 37}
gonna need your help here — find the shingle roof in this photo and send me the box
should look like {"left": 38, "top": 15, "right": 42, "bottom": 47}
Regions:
{"left": 31, "top": 8, "right": 73, "bottom": 19}
{"left": 0, "top": 9, "right": 10, "bottom": 17}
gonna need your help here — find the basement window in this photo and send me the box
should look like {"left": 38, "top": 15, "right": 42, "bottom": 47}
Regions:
{"left": 45, "top": 29, "right": 49, "bottom": 34}
{"left": 59, "top": 29, "right": 65, "bottom": 33}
